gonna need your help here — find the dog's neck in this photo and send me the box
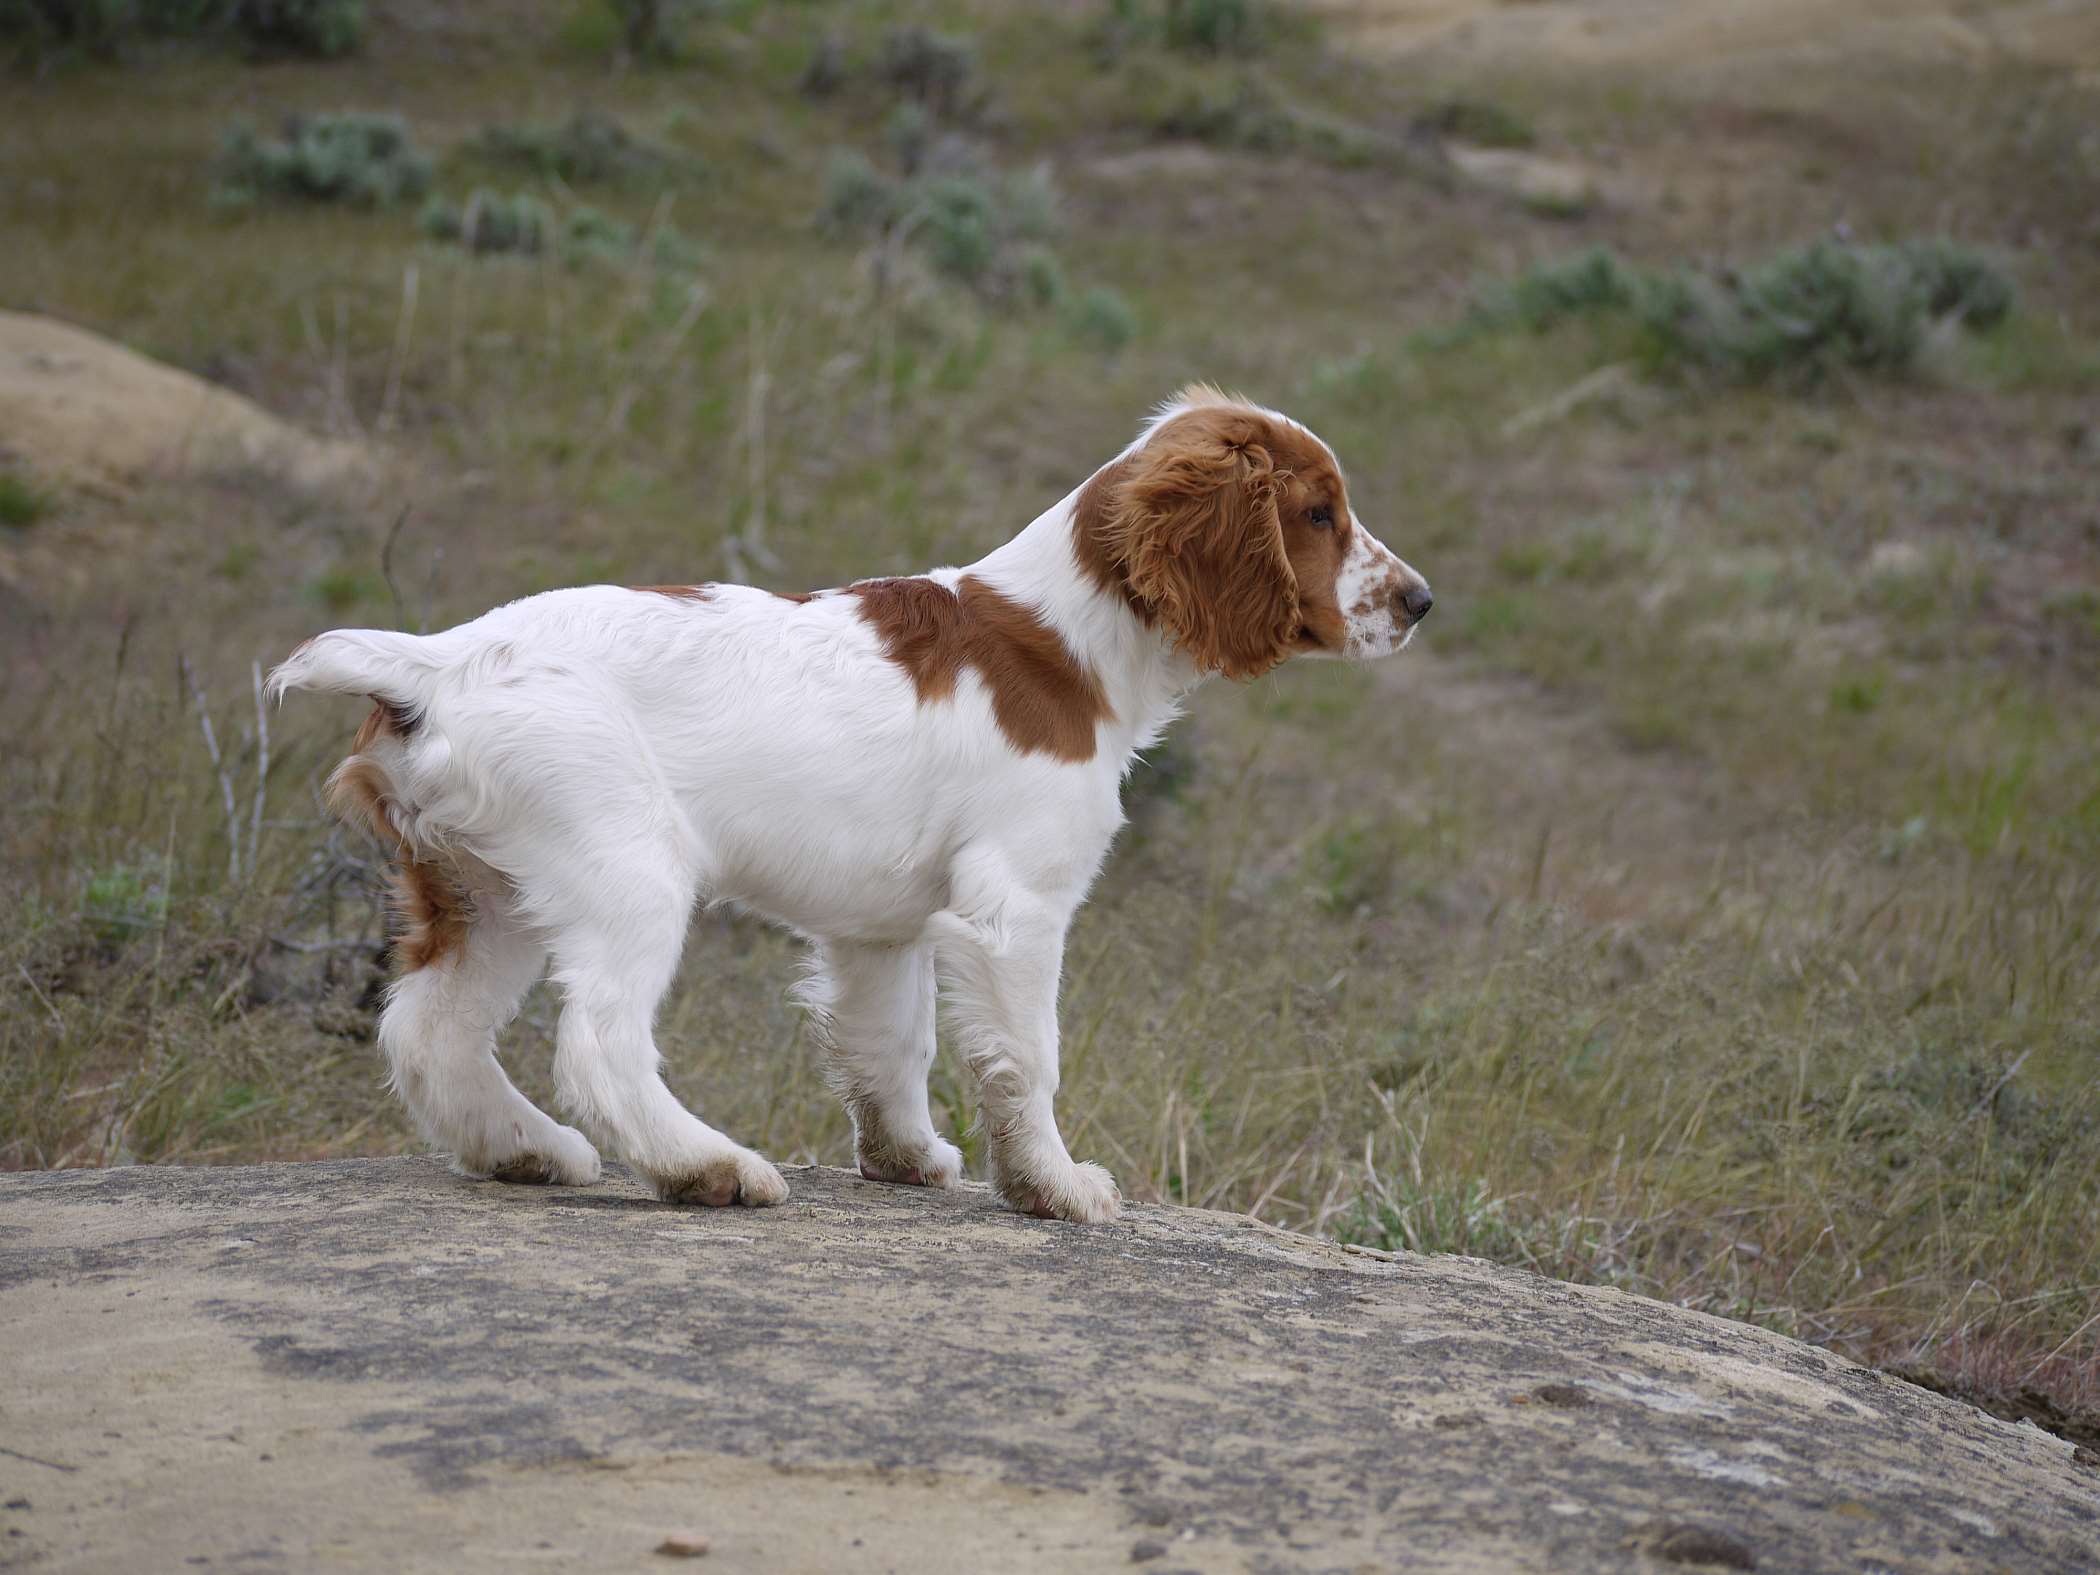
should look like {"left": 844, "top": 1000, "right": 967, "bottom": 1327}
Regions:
{"left": 967, "top": 481, "right": 1202, "bottom": 762}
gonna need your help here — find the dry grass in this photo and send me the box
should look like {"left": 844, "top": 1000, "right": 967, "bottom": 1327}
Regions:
{"left": 4, "top": 0, "right": 2096, "bottom": 1433}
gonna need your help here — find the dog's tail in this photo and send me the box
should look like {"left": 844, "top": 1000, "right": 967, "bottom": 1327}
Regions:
{"left": 270, "top": 628, "right": 464, "bottom": 869}
{"left": 266, "top": 627, "right": 447, "bottom": 713}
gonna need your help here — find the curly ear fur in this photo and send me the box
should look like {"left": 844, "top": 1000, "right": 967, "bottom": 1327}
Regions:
{"left": 1104, "top": 408, "right": 1301, "bottom": 680}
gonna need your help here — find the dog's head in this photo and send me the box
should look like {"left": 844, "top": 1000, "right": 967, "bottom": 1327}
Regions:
{"left": 1081, "top": 385, "right": 1431, "bottom": 680}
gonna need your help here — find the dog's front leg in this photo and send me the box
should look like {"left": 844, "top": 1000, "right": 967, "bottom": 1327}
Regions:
{"left": 928, "top": 898, "right": 1121, "bottom": 1224}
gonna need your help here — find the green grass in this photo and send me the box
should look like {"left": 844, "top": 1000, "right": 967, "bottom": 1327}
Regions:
{"left": 0, "top": 470, "right": 51, "bottom": 525}
{"left": 3, "top": 0, "right": 2097, "bottom": 1435}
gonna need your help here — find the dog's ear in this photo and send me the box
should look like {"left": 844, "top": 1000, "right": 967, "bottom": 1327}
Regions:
{"left": 1104, "top": 409, "right": 1301, "bottom": 681}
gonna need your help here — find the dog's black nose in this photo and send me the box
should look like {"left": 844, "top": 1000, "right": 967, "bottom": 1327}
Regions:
{"left": 1401, "top": 584, "right": 1434, "bottom": 621}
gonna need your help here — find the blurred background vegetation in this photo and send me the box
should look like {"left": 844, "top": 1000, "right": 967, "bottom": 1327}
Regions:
{"left": 3, "top": 0, "right": 2096, "bottom": 1444}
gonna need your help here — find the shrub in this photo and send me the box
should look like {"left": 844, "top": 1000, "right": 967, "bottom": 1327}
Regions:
{"left": 917, "top": 175, "right": 998, "bottom": 283}
{"left": 1641, "top": 243, "right": 1927, "bottom": 380}
{"left": 1149, "top": 71, "right": 1296, "bottom": 151}
{"left": 1486, "top": 246, "right": 1642, "bottom": 331}
{"left": 817, "top": 149, "right": 897, "bottom": 234}
{"left": 1420, "top": 96, "right": 1535, "bottom": 149}
{"left": 1897, "top": 237, "right": 2014, "bottom": 328}
{"left": 1018, "top": 245, "right": 1065, "bottom": 309}
{"left": 0, "top": 0, "right": 362, "bottom": 59}
{"left": 878, "top": 25, "right": 974, "bottom": 116}
{"left": 1139, "top": 68, "right": 1406, "bottom": 172}
{"left": 1162, "top": 0, "right": 1265, "bottom": 55}
{"left": 884, "top": 101, "right": 933, "bottom": 177}
{"left": 819, "top": 154, "right": 1062, "bottom": 302}
{"left": 0, "top": 471, "right": 51, "bottom": 527}
{"left": 1066, "top": 285, "right": 1136, "bottom": 350}
{"left": 230, "top": 0, "right": 360, "bottom": 57}
{"left": 798, "top": 28, "right": 845, "bottom": 97}
{"left": 468, "top": 111, "right": 680, "bottom": 187}
{"left": 418, "top": 188, "right": 553, "bottom": 255}
{"left": 611, "top": 0, "right": 670, "bottom": 59}
{"left": 211, "top": 113, "right": 431, "bottom": 209}
{"left": 1448, "top": 239, "right": 2016, "bottom": 384}
{"left": 81, "top": 859, "right": 169, "bottom": 947}
{"left": 421, "top": 189, "right": 696, "bottom": 269}
{"left": 1091, "top": 0, "right": 1275, "bottom": 57}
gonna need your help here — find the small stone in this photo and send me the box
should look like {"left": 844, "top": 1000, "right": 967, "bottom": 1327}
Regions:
{"left": 1131, "top": 1540, "right": 1169, "bottom": 1563}
{"left": 655, "top": 1532, "right": 710, "bottom": 1558}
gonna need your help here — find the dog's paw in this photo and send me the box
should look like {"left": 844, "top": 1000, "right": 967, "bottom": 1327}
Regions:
{"left": 1006, "top": 1159, "right": 1121, "bottom": 1224}
{"left": 655, "top": 1146, "right": 789, "bottom": 1208}
{"left": 857, "top": 1134, "right": 964, "bottom": 1189}
{"left": 475, "top": 1125, "right": 601, "bottom": 1187}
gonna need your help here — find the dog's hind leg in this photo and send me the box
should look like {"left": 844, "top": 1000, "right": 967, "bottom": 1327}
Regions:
{"left": 377, "top": 866, "right": 601, "bottom": 1187}
{"left": 537, "top": 852, "right": 788, "bottom": 1208}
{"left": 805, "top": 939, "right": 961, "bottom": 1188}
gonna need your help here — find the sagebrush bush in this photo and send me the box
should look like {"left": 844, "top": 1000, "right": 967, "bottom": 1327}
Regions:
{"left": 878, "top": 24, "right": 975, "bottom": 116}
{"left": 1485, "top": 246, "right": 1641, "bottom": 331}
{"left": 0, "top": 471, "right": 51, "bottom": 527}
{"left": 1138, "top": 67, "right": 1406, "bottom": 172}
{"left": 0, "top": 0, "right": 361, "bottom": 58}
{"left": 817, "top": 150, "right": 897, "bottom": 234}
{"left": 419, "top": 187, "right": 553, "bottom": 255}
{"left": 1066, "top": 285, "right": 1137, "bottom": 351}
{"left": 420, "top": 189, "right": 698, "bottom": 270}
{"left": 230, "top": 0, "right": 360, "bottom": 56}
{"left": 1162, "top": 0, "right": 1265, "bottom": 55}
{"left": 1453, "top": 239, "right": 2016, "bottom": 383}
{"left": 1897, "top": 237, "right": 2015, "bottom": 328}
{"left": 884, "top": 102, "right": 934, "bottom": 177}
{"left": 798, "top": 28, "right": 845, "bottom": 96}
{"left": 1148, "top": 71, "right": 1297, "bottom": 151}
{"left": 468, "top": 111, "right": 681, "bottom": 187}
{"left": 1094, "top": 0, "right": 1269, "bottom": 57}
{"left": 1018, "top": 245, "right": 1065, "bottom": 309}
{"left": 817, "top": 152, "right": 1061, "bottom": 301}
{"left": 211, "top": 113, "right": 430, "bottom": 209}
{"left": 1420, "top": 96, "right": 1536, "bottom": 149}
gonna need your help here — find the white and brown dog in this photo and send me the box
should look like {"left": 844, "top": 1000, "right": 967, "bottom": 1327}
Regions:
{"left": 271, "top": 385, "right": 1431, "bottom": 1222}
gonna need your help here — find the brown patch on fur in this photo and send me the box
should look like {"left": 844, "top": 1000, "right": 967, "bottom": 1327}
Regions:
{"left": 773, "top": 590, "right": 816, "bottom": 604}
{"left": 633, "top": 584, "right": 712, "bottom": 601}
{"left": 851, "top": 576, "right": 1112, "bottom": 762}
{"left": 327, "top": 701, "right": 471, "bottom": 972}
{"left": 1072, "top": 455, "right": 1144, "bottom": 613}
{"left": 388, "top": 859, "right": 473, "bottom": 971}
{"left": 350, "top": 698, "right": 419, "bottom": 753}
{"left": 1078, "top": 392, "right": 1359, "bottom": 673}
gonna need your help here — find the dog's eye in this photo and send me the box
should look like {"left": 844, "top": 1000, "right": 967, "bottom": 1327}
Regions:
{"left": 1308, "top": 506, "right": 1334, "bottom": 528}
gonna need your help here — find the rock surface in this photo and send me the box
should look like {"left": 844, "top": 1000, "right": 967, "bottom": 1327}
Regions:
{"left": 0, "top": 1158, "right": 2093, "bottom": 1572}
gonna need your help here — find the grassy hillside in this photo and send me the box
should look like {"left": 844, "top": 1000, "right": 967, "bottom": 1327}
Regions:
{"left": 4, "top": 1, "right": 2096, "bottom": 1432}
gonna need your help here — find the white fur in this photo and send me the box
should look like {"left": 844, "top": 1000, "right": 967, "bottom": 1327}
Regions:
{"left": 269, "top": 396, "right": 1427, "bottom": 1221}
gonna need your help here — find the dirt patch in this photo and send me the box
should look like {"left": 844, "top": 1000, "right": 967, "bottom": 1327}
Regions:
{"left": 1307, "top": 0, "right": 2100, "bottom": 71}
{"left": 0, "top": 310, "right": 370, "bottom": 498}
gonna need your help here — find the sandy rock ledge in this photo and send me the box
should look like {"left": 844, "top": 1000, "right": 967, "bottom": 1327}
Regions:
{"left": 0, "top": 1158, "right": 2092, "bottom": 1572}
